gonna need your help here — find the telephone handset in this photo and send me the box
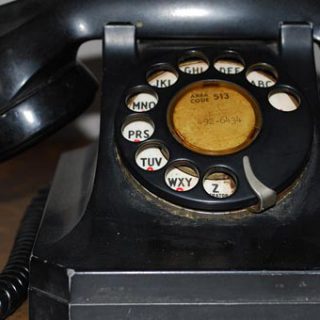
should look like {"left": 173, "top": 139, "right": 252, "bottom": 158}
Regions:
{"left": 1, "top": 1, "right": 320, "bottom": 319}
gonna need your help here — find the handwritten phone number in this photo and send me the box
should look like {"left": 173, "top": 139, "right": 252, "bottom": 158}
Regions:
{"left": 198, "top": 115, "right": 242, "bottom": 125}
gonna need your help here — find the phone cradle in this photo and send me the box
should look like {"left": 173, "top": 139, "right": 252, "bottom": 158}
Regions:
{"left": 30, "top": 24, "right": 320, "bottom": 320}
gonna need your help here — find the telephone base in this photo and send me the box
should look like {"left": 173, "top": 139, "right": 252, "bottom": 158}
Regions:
{"left": 29, "top": 143, "right": 320, "bottom": 320}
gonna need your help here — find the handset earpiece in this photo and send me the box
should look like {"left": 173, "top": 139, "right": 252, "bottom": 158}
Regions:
{"left": 0, "top": 62, "right": 98, "bottom": 161}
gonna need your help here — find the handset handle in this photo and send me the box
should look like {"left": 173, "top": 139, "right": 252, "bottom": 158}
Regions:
{"left": 1, "top": 0, "right": 320, "bottom": 105}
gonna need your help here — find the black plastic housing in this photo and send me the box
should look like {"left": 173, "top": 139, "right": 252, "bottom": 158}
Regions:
{"left": 29, "top": 21, "right": 320, "bottom": 320}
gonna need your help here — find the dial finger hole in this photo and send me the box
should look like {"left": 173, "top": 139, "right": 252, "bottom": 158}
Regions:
{"left": 178, "top": 52, "right": 209, "bottom": 75}
{"left": 165, "top": 162, "right": 199, "bottom": 192}
{"left": 268, "top": 89, "right": 301, "bottom": 112}
{"left": 126, "top": 89, "right": 158, "bottom": 112}
{"left": 214, "top": 53, "right": 245, "bottom": 75}
{"left": 203, "top": 170, "right": 237, "bottom": 199}
{"left": 135, "top": 142, "right": 169, "bottom": 172}
{"left": 246, "top": 64, "right": 278, "bottom": 88}
{"left": 122, "top": 115, "right": 155, "bottom": 143}
{"left": 147, "top": 65, "right": 178, "bottom": 88}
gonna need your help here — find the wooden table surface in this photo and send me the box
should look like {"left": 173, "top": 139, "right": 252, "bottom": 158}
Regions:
{"left": 0, "top": 123, "right": 90, "bottom": 320}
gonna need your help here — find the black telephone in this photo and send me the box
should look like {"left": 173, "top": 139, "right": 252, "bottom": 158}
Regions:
{"left": 1, "top": 0, "right": 320, "bottom": 319}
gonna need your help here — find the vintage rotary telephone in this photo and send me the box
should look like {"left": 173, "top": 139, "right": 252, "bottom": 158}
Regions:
{"left": 1, "top": 0, "right": 320, "bottom": 319}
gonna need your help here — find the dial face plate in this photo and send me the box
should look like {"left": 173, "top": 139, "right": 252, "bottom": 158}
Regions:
{"left": 115, "top": 47, "right": 312, "bottom": 213}
{"left": 168, "top": 80, "right": 261, "bottom": 155}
